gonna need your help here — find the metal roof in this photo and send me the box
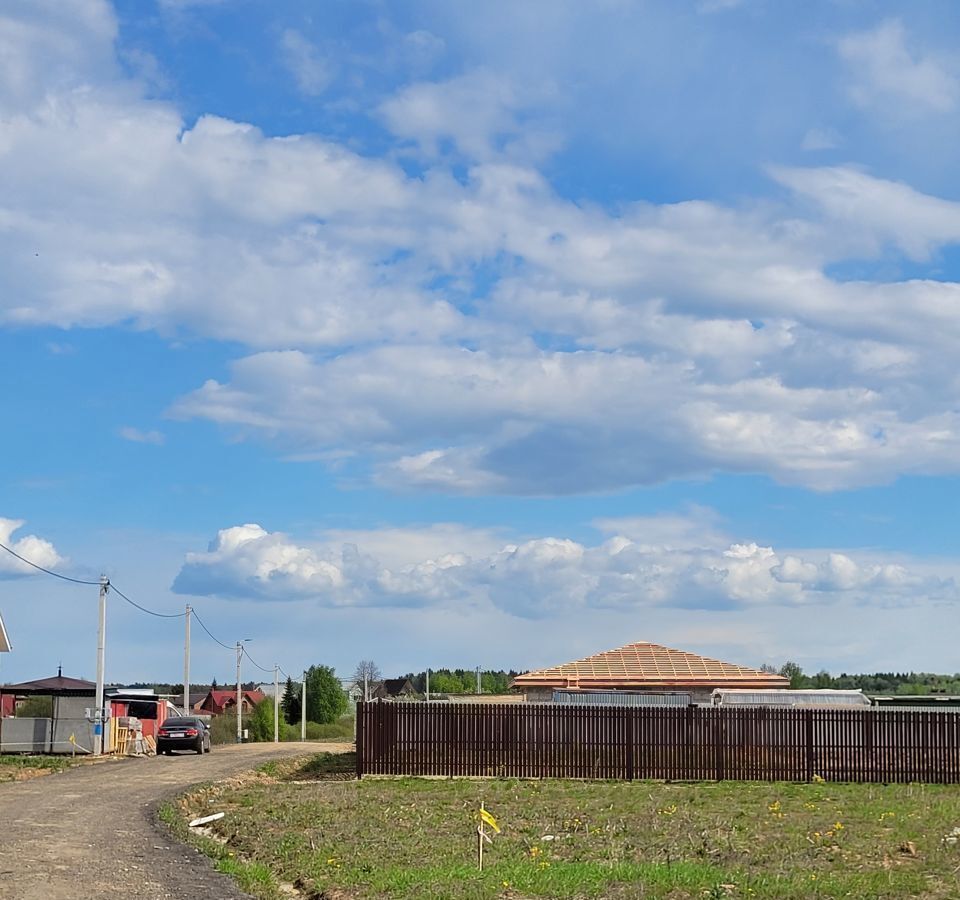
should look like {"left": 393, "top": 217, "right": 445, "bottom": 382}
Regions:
{"left": 0, "top": 673, "right": 96, "bottom": 696}
{"left": 512, "top": 641, "right": 789, "bottom": 690}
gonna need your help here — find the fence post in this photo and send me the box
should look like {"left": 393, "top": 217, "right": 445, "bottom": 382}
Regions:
{"left": 625, "top": 708, "right": 635, "bottom": 781}
{"left": 355, "top": 701, "right": 364, "bottom": 779}
{"left": 804, "top": 709, "right": 814, "bottom": 782}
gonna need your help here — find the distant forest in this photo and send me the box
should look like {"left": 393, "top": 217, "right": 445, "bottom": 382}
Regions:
{"left": 124, "top": 681, "right": 260, "bottom": 693}
{"left": 398, "top": 669, "right": 523, "bottom": 695}
{"left": 126, "top": 666, "right": 960, "bottom": 698}
{"left": 770, "top": 662, "right": 960, "bottom": 695}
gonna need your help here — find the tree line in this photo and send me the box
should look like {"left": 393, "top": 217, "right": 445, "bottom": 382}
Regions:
{"left": 397, "top": 669, "right": 523, "bottom": 695}
{"left": 768, "top": 662, "right": 960, "bottom": 695}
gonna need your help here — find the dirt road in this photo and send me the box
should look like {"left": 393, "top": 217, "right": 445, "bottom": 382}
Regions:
{"left": 0, "top": 742, "right": 350, "bottom": 900}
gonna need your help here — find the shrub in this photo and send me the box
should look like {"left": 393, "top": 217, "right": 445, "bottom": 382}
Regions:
{"left": 305, "top": 716, "right": 355, "bottom": 741}
{"left": 208, "top": 712, "right": 244, "bottom": 745}
{"left": 246, "top": 698, "right": 277, "bottom": 742}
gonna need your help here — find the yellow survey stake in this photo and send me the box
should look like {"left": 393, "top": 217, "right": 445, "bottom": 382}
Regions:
{"left": 479, "top": 808, "right": 500, "bottom": 833}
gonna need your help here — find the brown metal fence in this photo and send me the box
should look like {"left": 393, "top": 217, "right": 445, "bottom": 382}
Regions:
{"left": 356, "top": 702, "right": 960, "bottom": 783}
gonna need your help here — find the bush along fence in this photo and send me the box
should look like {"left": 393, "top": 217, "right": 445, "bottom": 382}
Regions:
{"left": 356, "top": 701, "right": 960, "bottom": 784}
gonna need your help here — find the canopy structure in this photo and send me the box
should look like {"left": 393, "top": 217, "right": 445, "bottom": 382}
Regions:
{"left": 1, "top": 670, "right": 95, "bottom": 696}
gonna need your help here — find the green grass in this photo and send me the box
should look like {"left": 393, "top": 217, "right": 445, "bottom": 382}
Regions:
{"left": 0, "top": 754, "right": 76, "bottom": 782}
{"left": 167, "top": 753, "right": 960, "bottom": 899}
{"left": 158, "top": 793, "right": 283, "bottom": 900}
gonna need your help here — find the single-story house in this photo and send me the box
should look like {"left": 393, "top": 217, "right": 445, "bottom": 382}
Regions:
{"left": 511, "top": 641, "right": 788, "bottom": 704}
{"left": 370, "top": 678, "right": 417, "bottom": 700}
{"left": 196, "top": 688, "right": 267, "bottom": 716}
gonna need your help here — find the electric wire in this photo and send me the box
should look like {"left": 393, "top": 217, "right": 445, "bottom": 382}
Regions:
{"left": 0, "top": 540, "right": 101, "bottom": 585}
{"left": 109, "top": 583, "right": 187, "bottom": 618}
{"left": 3, "top": 540, "right": 297, "bottom": 679}
{"left": 190, "top": 608, "right": 235, "bottom": 651}
{"left": 242, "top": 645, "right": 274, "bottom": 674}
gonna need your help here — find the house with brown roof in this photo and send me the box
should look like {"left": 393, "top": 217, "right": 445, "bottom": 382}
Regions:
{"left": 511, "top": 641, "right": 788, "bottom": 704}
{"left": 370, "top": 678, "right": 417, "bottom": 700}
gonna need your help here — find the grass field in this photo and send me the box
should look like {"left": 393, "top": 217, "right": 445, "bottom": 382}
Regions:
{"left": 166, "top": 752, "right": 960, "bottom": 899}
{"left": 0, "top": 754, "right": 76, "bottom": 783}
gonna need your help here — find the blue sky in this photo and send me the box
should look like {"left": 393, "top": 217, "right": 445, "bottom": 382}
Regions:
{"left": 3, "top": 0, "right": 960, "bottom": 685}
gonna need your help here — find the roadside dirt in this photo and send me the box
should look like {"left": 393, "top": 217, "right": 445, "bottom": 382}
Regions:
{"left": 0, "top": 742, "right": 352, "bottom": 900}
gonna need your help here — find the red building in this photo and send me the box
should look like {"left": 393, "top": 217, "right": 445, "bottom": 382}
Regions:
{"left": 195, "top": 688, "right": 266, "bottom": 716}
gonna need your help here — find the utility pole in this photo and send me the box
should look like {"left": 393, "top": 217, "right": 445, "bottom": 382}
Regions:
{"left": 93, "top": 575, "right": 108, "bottom": 757}
{"left": 300, "top": 670, "right": 307, "bottom": 741}
{"left": 273, "top": 665, "right": 279, "bottom": 743}
{"left": 363, "top": 672, "right": 368, "bottom": 703}
{"left": 183, "top": 605, "right": 191, "bottom": 715}
{"left": 476, "top": 666, "right": 481, "bottom": 695}
{"left": 425, "top": 668, "right": 430, "bottom": 703}
{"left": 235, "top": 641, "right": 243, "bottom": 743}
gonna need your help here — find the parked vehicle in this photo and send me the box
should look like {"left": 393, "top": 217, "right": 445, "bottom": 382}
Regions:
{"left": 157, "top": 716, "right": 211, "bottom": 755}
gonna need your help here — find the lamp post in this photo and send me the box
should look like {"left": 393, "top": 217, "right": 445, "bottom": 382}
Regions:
{"left": 236, "top": 639, "right": 251, "bottom": 743}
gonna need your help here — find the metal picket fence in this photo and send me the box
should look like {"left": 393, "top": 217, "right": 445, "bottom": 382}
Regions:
{"left": 356, "top": 701, "right": 960, "bottom": 783}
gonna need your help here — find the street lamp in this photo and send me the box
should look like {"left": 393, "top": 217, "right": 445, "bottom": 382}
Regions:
{"left": 236, "top": 639, "right": 251, "bottom": 743}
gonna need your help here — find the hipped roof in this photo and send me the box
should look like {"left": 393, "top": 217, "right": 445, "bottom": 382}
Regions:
{"left": 512, "top": 642, "right": 789, "bottom": 690}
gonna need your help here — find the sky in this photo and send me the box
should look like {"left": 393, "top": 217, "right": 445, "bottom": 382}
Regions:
{"left": 3, "top": 0, "right": 960, "bottom": 685}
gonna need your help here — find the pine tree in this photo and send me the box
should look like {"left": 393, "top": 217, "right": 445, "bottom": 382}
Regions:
{"left": 281, "top": 675, "right": 301, "bottom": 724}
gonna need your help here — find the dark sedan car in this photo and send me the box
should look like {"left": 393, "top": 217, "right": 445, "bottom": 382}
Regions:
{"left": 157, "top": 717, "right": 211, "bottom": 755}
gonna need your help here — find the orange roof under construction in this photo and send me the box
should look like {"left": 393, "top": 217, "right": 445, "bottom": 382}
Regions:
{"left": 512, "top": 641, "right": 789, "bottom": 691}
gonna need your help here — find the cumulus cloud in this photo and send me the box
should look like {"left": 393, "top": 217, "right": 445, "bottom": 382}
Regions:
{"left": 172, "top": 341, "right": 960, "bottom": 493}
{"left": 839, "top": 20, "right": 959, "bottom": 114}
{"left": 172, "top": 520, "right": 955, "bottom": 616}
{"left": 0, "top": 518, "right": 64, "bottom": 579}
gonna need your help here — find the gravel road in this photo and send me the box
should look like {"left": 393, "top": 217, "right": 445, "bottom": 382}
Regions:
{"left": 0, "top": 742, "right": 350, "bottom": 899}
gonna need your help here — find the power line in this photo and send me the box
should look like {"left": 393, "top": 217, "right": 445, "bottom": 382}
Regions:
{"left": 109, "top": 583, "right": 187, "bottom": 619}
{"left": 191, "top": 608, "right": 235, "bottom": 651}
{"left": 242, "top": 645, "right": 274, "bottom": 674}
{"left": 278, "top": 665, "right": 292, "bottom": 681}
{"left": 0, "top": 540, "right": 101, "bottom": 585}
{"left": 0, "top": 540, "right": 185, "bottom": 619}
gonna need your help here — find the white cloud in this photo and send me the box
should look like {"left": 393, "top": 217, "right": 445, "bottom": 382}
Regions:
{"left": 5, "top": 7, "right": 960, "bottom": 495}
{"left": 0, "top": 0, "right": 117, "bottom": 112}
{"left": 839, "top": 19, "right": 959, "bottom": 114}
{"left": 772, "top": 165, "right": 960, "bottom": 261}
{"left": 379, "top": 70, "right": 557, "bottom": 161}
{"left": 172, "top": 519, "right": 956, "bottom": 618}
{"left": 0, "top": 518, "right": 64, "bottom": 578}
{"left": 279, "top": 29, "right": 333, "bottom": 97}
{"left": 119, "top": 426, "right": 165, "bottom": 445}
{"left": 172, "top": 341, "right": 960, "bottom": 494}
